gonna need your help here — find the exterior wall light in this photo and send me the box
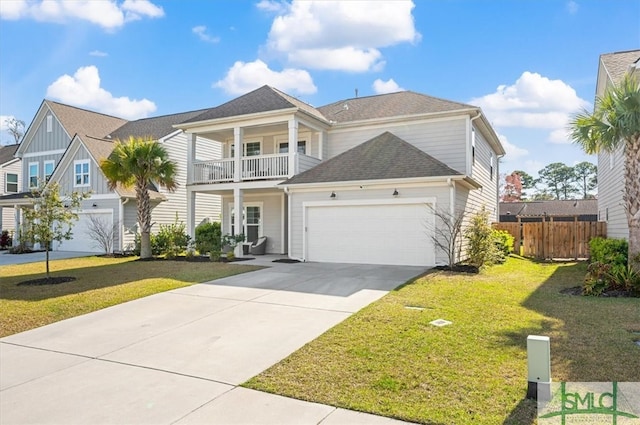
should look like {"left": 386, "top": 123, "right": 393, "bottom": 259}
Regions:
{"left": 392, "top": 189, "right": 399, "bottom": 197}
{"left": 330, "top": 191, "right": 336, "bottom": 199}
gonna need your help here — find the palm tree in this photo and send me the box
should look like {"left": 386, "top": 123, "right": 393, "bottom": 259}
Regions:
{"left": 569, "top": 73, "right": 640, "bottom": 271}
{"left": 101, "top": 136, "right": 177, "bottom": 259}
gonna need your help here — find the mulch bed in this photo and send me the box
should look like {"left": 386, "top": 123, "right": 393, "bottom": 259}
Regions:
{"left": 560, "top": 286, "right": 637, "bottom": 297}
{"left": 17, "top": 276, "right": 77, "bottom": 286}
{"left": 135, "top": 256, "right": 255, "bottom": 263}
{"left": 272, "top": 259, "right": 300, "bottom": 264}
{"left": 433, "top": 264, "right": 479, "bottom": 274}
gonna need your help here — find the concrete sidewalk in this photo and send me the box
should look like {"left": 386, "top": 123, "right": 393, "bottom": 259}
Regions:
{"left": 1, "top": 261, "right": 425, "bottom": 424}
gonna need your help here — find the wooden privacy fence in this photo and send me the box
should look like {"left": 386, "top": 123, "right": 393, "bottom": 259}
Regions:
{"left": 493, "top": 221, "right": 607, "bottom": 260}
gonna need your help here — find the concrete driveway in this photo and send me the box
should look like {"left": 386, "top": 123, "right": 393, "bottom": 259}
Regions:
{"left": 0, "top": 261, "right": 425, "bottom": 424}
{"left": 0, "top": 250, "right": 96, "bottom": 266}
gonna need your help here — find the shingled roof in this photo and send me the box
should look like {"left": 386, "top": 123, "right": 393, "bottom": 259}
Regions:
{"left": 46, "top": 100, "right": 128, "bottom": 139}
{"left": 317, "top": 91, "right": 476, "bottom": 124}
{"left": 499, "top": 199, "right": 597, "bottom": 217}
{"left": 108, "top": 109, "right": 208, "bottom": 141}
{"left": 283, "top": 131, "right": 461, "bottom": 185}
{"left": 0, "top": 144, "right": 19, "bottom": 165}
{"left": 182, "top": 85, "right": 327, "bottom": 124}
{"left": 600, "top": 49, "right": 640, "bottom": 85}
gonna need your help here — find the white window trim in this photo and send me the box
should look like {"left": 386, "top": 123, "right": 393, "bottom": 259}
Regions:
{"left": 228, "top": 201, "right": 263, "bottom": 239}
{"left": 44, "top": 160, "right": 55, "bottom": 182}
{"left": 274, "top": 133, "right": 311, "bottom": 155}
{"left": 28, "top": 162, "right": 39, "bottom": 188}
{"left": 277, "top": 140, "right": 307, "bottom": 155}
{"left": 228, "top": 138, "right": 263, "bottom": 158}
{"left": 5, "top": 172, "right": 18, "bottom": 193}
{"left": 74, "top": 159, "right": 91, "bottom": 188}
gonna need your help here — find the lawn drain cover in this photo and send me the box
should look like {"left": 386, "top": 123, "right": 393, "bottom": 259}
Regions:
{"left": 429, "top": 319, "right": 452, "bottom": 327}
{"left": 405, "top": 306, "right": 425, "bottom": 311}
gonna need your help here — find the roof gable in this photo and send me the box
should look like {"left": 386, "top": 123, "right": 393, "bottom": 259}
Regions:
{"left": 317, "top": 91, "right": 476, "bottom": 124}
{"left": 0, "top": 144, "right": 19, "bottom": 166}
{"left": 46, "top": 101, "right": 128, "bottom": 139}
{"left": 108, "top": 109, "right": 208, "bottom": 141}
{"left": 283, "top": 131, "right": 462, "bottom": 185}
{"left": 182, "top": 85, "right": 326, "bottom": 124}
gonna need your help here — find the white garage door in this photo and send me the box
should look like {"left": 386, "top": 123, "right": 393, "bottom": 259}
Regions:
{"left": 54, "top": 211, "right": 113, "bottom": 253}
{"left": 306, "top": 202, "right": 435, "bottom": 266}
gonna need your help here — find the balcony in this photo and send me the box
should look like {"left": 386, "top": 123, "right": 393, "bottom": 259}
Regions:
{"left": 191, "top": 153, "right": 321, "bottom": 184}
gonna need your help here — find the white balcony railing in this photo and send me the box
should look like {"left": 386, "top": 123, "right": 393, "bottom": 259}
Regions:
{"left": 192, "top": 153, "right": 321, "bottom": 184}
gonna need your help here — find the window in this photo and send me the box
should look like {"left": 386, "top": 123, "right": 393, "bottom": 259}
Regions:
{"left": 5, "top": 173, "right": 18, "bottom": 193}
{"left": 28, "top": 162, "right": 38, "bottom": 188}
{"left": 44, "top": 160, "right": 54, "bottom": 182}
{"left": 46, "top": 115, "right": 53, "bottom": 133}
{"left": 230, "top": 204, "right": 262, "bottom": 243}
{"left": 74, "top": 160, "right": 90, "bottom": 187}
{"left": 471, "top": 128, "right": 476, "bottom": 165}
{"left": 606, "top": 207, "right": 609, "bottom": 221}
{"left": 490, "top": 153, "right": 494, "bottom": 181}
{"left": 278, "top": 141, "right": 307, "bottom": 154}
{"left": 230, "top": 141, "right": 262, "bottom": 157}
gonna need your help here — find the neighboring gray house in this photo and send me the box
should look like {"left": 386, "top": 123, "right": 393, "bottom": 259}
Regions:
{"left": 0, "top": 101, "right": 220, "bottom": 253}
{"left": 0, "top": 143, "right": 21, "bottom": 232}
{"left": 176, "top": 86, "right": 505, "bottom": 267}
{"left": 595, "top": 49, "right": 640, "bottom": 240}
{"left": 499, "top": 200, "right": 598, "bottom": 223}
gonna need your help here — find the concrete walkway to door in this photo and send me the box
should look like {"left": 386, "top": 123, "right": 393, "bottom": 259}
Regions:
{"left": 0, "top": 261, "right": 425, "bottom": 424}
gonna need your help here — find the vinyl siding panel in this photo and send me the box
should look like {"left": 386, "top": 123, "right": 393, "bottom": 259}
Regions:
{"left": 1, "top": 160, "right": 21, "bottom": 231}
{"left": 221, "top": 192, "right": 285, "bottom": 254}
{"left": 326, "top": 118, "right": 468, "bottom": 172}
{"left": 56, "top": 145, "right": 110, "bottom": 195}
{"left": 288, "top": 185, "right": 451, "bottom": 264}
{"left": 23, "top": 111, "right": 70, "bottom": 155}
{"left": 122, "top": 202, "right": 138, "bottom": 252}
{"left": 469, "top": 124, "right": 499, "bottom": 222}
{"left": 597, "top": 145, "right": 627, "bottom": 239}
{"left": 151, "top": 133, "right": 221, "bottom": 231}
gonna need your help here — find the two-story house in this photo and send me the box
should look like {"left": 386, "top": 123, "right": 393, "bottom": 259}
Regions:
{"left": 0, "top": 100, "right": 220, "bottom": 253}
{"left": 0, "top": 143, "right": 21, "bottom": 232}
{"left": 595, "top": 49, "right": 640, "bottom": 240}
{"left": 176, "top": 86, "right": 504, "bottom": 267}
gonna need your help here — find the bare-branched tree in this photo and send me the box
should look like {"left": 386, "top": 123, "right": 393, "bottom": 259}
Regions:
{"left": 426, "top": 205, "right": 465, "bottom": 268}
{"left": 86, "top": 214, "right": 117, "bottom": 254}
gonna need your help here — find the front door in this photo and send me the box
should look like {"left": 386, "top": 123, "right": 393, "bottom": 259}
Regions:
{"left": 230, "top": 204, "right": 262, "bottom": 243}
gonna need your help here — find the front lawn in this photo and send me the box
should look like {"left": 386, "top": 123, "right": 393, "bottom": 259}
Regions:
{"left": 0, "top": 256, "right": 261, "bottom": 337}
{"left": 245, "top": 257, "right": 640, "bottom": 424}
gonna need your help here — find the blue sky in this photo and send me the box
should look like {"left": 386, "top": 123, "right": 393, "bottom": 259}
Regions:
{"left": 0, "top": 0, "right": 638, "bottom": 178}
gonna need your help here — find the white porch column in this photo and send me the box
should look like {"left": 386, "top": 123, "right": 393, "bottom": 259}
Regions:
{"left": 233, "top": 187, "right": 244, "bottom": 257}
{"left": 234, "top": 127, "right": 243, "bottom": 182}
{"left": 318, "top": 130, "right": 326, "bottom": 160}
{"left": 187, "top": 187, "right": 196, "bottom": 244}
{"left": 0, "top": 206, "right": 3, "bottom": 231}
{"left": 288, "top": 118, "right": 298, "bottom": 177}
{"left": 13, "top": 206, "right": 20, "bottom": 247}
{"left": 186, "top": 133, "right": 196, "bottom": 185}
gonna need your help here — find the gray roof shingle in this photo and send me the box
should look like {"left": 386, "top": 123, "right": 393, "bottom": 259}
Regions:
{"left": 0, "top": 144, "right": 19, "bottom": 166}
{"left": 46, "top": 100, "right": 128, "bottom": 139}
{"left": 499, "top": 200, "right": 597, "bottom": 217}
{"left": 108, "top": 109, "right": 208, "bottom": 141}
{"left": 183, "top": 85, "right": 327, "bottom": 124}
{"left": 283, "top": 131, "right": 461, "bottom": 185}
{"left": 317, "top": 91, "right": 476, "bottom": 124}
{"left": 600, "top": 49, "right": 640, "bottom": 85}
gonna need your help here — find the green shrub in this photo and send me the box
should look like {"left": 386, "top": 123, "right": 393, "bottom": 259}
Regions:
{"left": 606, "top": 265, "right": 640, "bottom": 295}
{"left": 583, "top": 262, "right": 611, "bottom": 296}
{"left": 589, "top": 237, "right": 627, "bottom": 266}
{"left": 492, "top": 229, "right": 514, "bottom": 261}
{"left": 195, "top": 221, "right": 222, "bottom": 254}
{"left": 464, "top": 207, "right": 501, "bottom": 268}
{"left": 0, "top": 230, "right": 12, "bottom": 249}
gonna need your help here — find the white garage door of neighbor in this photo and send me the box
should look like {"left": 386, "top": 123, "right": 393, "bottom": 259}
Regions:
{"left": 306, "top": 202, "right": 435, "bottom": 266}
{"left": 54, "top": 211, "right": 113, "bottom": 253}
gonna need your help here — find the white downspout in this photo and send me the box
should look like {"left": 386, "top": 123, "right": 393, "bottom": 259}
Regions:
{"left": 283, "top": 186, "right": 303, "bottom": 262}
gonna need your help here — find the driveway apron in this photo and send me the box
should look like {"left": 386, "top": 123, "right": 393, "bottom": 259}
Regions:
{"left": 0, "top": 261, "right": 425, "bottom": 424}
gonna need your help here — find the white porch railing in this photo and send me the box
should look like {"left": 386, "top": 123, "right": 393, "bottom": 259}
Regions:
{"left": 192, "top": 153, "right": 322, "bottom": 184}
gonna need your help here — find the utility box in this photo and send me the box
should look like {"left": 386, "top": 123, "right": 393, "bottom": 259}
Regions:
{"left": 526, "top": 335, "right": 551, "bottom": 401}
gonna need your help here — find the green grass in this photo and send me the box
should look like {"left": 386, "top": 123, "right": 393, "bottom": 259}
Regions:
{"left": 245, "top": 256, "right": 640, "bottom": 425}
{"left": 0, "top": 256, "right": 261, "bottom": 337}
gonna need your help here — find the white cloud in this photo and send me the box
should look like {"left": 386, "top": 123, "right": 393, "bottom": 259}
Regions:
{"left": 549, "top": 128, "right": 572, "bottom": 144}
{"left": 214, "top": 59, "right": 317, "bottom": 95}
{"left": 192, "top": 25, "right": 220, "bottom": 43}
{"left": 0, "top": 115, "right": 15, "bottom": 132}
{"left": 498, "top": 134, "right": 528, "bottom": 160}
{"left": 470, "top": 71, "right": 589, "bottom": 142}
{"left": 265, "top": 0, "right": 419, "bottom": 72}
{"left": 256, "top": 0, "right": 289, "bottom": 14}
{"left": 373, "top": 78, "right": 404, "bottom": 94}
{"left": 89, "top": 50, "right": 108, "bottom": 57}
{"left": 46, "top": 65, "right": 156, "bottom": 120}
{"left": 0, "top": 0, "right": 164, "bottom": 30}
{"left": 566, "top": 1, "right": 579, "bottom": 14}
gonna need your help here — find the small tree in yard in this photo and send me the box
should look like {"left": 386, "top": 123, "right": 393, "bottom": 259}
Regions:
{"left": 21, "top": 181, "right": 88, "bottom": 279}
{"left": 86, "top": 214, "right": 117, "bottom": 255}
{"left": 464, "top": 207, "right": 501, "bottom": 268}
{"left": 427, "top": 206, "right": 465, "bottom": 269}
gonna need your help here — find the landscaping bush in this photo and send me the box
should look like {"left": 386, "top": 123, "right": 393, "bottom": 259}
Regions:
{"left": 583, "top": 237, "right": 638, "bottom": 296}
{"left": 492, "top": 229, "right": 514, "bottom": 261}
{"left": 153, "top": 217, "right": 190, "bottom": 257}
{"left": 589, "top": 237, "right": 627, "bottom": 266}
{"left": 464, "top": 208, "right": 501, "bottom": 268}
{"left": 0, "top": 230, "right": 12, "bottom": 249}
{"left": 195, "top": 221, "right": 222, "bottom": 254}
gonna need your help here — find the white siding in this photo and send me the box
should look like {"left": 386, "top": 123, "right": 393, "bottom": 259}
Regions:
{"left": 1, "top": 160, "right": 21, "bottom": 231}
{"left": 288, "top": 185, "right": 452, "bottom": 264}
{"left": 597, "top": 145, "right": 627, "bottom": 239}
{"left": 327, "top": 117, "right": 468, "bottom": 172}
{"left": 151, "top": 132, "right": 221, "bottom": 231}
{"left": 122, "top": 201, "right": 138, "bottom": 251}
{"left": 221, "top": 192, "right": 285, "bottom": 254}
{"left": 468, "top": 123, "right": 499, "bottom": 222}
